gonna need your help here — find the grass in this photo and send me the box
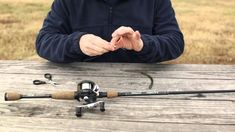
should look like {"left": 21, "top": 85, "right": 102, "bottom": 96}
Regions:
{"left": 0, "top": 0, "right": 235, "bottom": 64}
{"left": 170, "top": 0, "right": 235, "bottom": 64}
{"left": 0, "top": 0, "right": 51, "bottom": 60}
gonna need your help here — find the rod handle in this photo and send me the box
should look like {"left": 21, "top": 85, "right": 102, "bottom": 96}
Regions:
{"left": 5, "top": 92, "right": 21, "bottom": 101}
{"left": 51, "top": 91, "right": 76, "bottom": 100}
{"left": 107, "top": 91, "right": 118, "bottom": 98}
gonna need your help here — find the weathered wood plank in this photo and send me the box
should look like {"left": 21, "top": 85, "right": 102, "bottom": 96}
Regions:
{"left": 1, "top": 97, "right": 235, "bottom": 125}
{"left": 0, "top": 62, "right": 235, "bottom": 80}
{"left": 0, "top": 60, "right": 235, "bottom": 72}
{"left": 0, "top": 116, "right": 234, "bottom": 132}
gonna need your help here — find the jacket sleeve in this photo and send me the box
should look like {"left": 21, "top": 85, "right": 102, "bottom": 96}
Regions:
{"left": 129, "top": 0, "right": 184, "bottom": 63}
{"left": 35, "top": 0, "right": 87, "bottom": 63}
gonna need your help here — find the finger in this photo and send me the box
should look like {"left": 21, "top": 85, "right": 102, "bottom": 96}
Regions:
{"left": 113, "top": 37, "right": 125, "bottom": 49}
{"left": 110, "top": 36, "right": 121, "bottom": 50}
{"left": 129, "top": 31, "right": 141, "bottom": 42}
{"left": 110, "top": 36, "right": 121, "bottom": 45}
{"left": 83, "top": 39, "right": 107, "bottom": 56}
{"left": 85, "top": 39, "right": 109, "bottom": 54}
{"left": 114, "top": 28, "right": 134, "bottom": 37}
{"left": 134, "top": 31, "right": 141, "bottom": 39}
{"left": 94, "top": 37, "right": 115, "bottom": 51}
{"left": 89, "top": 42, "right": 109, "bottom": 54}
{"left": 112, "top": 26, "right": 134, "bottom": 37}
{"left": 124, "top": 30, "right": 141, "bottom": 39}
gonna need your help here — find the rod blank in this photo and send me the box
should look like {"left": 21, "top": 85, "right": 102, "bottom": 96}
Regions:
{"left": 5, "top": 89, "right": 235, "bottom": 101}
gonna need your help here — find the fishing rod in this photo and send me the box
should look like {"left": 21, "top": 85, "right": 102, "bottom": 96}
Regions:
{"left": 5, "top": 80, "right": 235, "bottom": 117}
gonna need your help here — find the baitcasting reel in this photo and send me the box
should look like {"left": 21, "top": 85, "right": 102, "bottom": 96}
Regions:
{"left": 75, "top": 80, "right": 105, "bottom": 117}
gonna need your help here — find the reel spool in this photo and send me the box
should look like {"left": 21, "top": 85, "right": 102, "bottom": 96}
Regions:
{"left": 76, "top": 80, "right": 100, "bottom": 103}
{"left": 75, "top": 80, "right": 105, "bottom": 117}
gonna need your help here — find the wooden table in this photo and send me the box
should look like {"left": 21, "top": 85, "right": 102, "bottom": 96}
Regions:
{"left": 0, "top": 61, "right": 235, "bottom": 132}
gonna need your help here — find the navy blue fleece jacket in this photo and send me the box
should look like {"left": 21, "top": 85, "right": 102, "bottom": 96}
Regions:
{"left": 36, "top": 0, "right": 184, "bottom": 63}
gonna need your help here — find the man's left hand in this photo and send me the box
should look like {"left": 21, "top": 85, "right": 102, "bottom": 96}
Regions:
{"left": 110, "top": 26, "right": 144, "bottom": 52}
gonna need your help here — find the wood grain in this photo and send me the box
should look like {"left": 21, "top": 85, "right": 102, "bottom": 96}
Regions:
{"left": 1, "top": 98, "right": 235, "bottom": 125}
{"left": 1, "top": 116, "right": 235, "bottom": 132}
{"left": 0, "top": 61, "right": 234, "bottom": 131}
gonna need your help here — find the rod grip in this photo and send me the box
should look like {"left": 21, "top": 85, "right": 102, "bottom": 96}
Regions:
{"left": 5, "top": 92, "right": 21, "bottom": 101}
{"left": 51, "top": 91, "right": 76, "bottom": 100}
{"left": 107, "top": 91, "right": 118, "bottom": 98}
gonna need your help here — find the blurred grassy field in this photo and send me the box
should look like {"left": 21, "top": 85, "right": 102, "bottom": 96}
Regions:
{"left": 0, "top": 0, "right": 234, "bottom": 64}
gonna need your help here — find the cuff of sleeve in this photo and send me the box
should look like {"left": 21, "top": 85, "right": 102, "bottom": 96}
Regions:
{"left": 70, "top": 31, "right": 88, "bottom": 57}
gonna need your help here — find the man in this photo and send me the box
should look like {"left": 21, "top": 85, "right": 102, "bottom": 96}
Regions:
{"left": 36, "top": 0, "right": 184, "bottom": 63}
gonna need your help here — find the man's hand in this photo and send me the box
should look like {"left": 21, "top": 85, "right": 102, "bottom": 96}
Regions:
{"left": 80, "top": 34, "right": 115, "bottom": 56}
{"left": 110, "top": 26, "right": 144, "bottom": 52}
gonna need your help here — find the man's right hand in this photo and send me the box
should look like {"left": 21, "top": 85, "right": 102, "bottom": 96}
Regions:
{"left": 79, "top": 34, "right": 115, "bottom": 56}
